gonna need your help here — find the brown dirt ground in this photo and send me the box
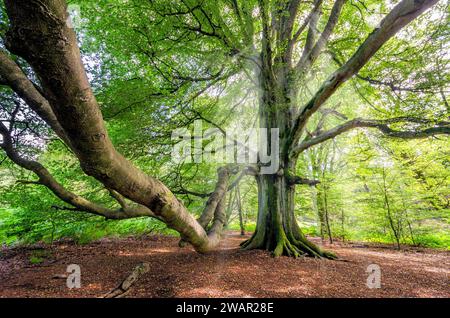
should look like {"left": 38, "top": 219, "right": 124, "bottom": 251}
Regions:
{"left": 0, "top": 232, "right": 449, "bottom": 298}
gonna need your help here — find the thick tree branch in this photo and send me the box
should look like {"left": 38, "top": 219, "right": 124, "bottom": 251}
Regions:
{"left": 0, "top": 50, "right": 72, "bottom": 148}
{"left": 290, "top": 0, "right": 324, "bottom": 45}
{"left": 289, "top": 0, "right": 440, "bottom": 155}
{"left": 0, "top": 121, "right": 159, "bottom": 220}
{"left": 108, "top": 188, "right": 129, "bottom": 210}
{"left": 4, "top": 0, "right": 222, "bottom": 253}
{"left": 295, "top": 0, "right": 346, "bottom": 73}
{"left": 328, "top": 50, "right": 435, "bottom": 93}
{"left": 300, "top": 1, "right": 321, "bottom": 62}
{"left": 258, "top": 0, "right": 274, "bottom": 78}
{"left": 292, "top": 117, "right": 450, "bottom": 156}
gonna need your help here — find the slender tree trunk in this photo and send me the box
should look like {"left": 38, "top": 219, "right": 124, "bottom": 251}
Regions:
{"left": 404, "top": 209, "right": 416, "bottom": 245}
{"left": 224, "top": 190, "right": 235, "bottom": 228}
{"left": 323, "top": 188, "right": 333, "bottom": 244}
{"left": 400, "top": 197, "right": 416, "bottom": 245}
{"left": 382, "top": 169, "right": 401, "bottom": 250}
{"left": 311, "top": 158, "right": 329, "bottom": 241}
{"left": 316, "top": 187, "right": 327, "bottom": 240}
{"left": 236, "top": 186, "right": 245, "bottom": 236}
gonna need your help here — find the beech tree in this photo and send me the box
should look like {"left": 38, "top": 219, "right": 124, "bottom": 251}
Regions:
{"left": 0, "top": 0, "right": 448, "bottom": 258}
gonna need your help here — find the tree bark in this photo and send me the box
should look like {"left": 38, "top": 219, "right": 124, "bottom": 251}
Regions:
{"left": 322, "top": 187, "right": 333, "bottom": 244}
{"left": 236, "top": 186, "right": 245, "bottom": 236}
{"left": 241, "top": 169, "right": 336, "bottom": 258}
{"left": 316, "top": 187, "right": 327, "bottom": 240}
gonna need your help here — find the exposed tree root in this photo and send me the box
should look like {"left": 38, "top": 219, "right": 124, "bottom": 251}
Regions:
{"left": 241, "top": 231, "right": 337, "bottom": 260}
{"left": 102, "top": 262, "right": 150, "bottom": 298}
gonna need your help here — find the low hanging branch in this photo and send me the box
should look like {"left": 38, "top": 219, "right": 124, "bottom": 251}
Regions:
{"left": 292, "top": 117, "right": 450, "bottom": 156}
{"left": 0, "top": 122, "right": 160, "bottom": 220}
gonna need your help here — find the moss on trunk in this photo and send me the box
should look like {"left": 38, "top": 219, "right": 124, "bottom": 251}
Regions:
{"left": 241, "top": 174, "right": 336, "bottom": 259}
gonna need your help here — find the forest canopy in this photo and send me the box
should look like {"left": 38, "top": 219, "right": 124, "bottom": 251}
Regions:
{"left": 0, "top": 0, "right": 448, "bottom": 256}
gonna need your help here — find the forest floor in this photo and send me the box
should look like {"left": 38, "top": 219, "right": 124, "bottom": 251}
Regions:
{"left": 0, "top": 232, "right": 449, "bottom": 298}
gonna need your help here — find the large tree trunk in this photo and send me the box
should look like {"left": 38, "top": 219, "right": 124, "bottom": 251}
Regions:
{"left": 241, "top": 163, "right": 335, "bottom": 258}
{"left": 238, "top": 42, "right": 336, "bottom": 258}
